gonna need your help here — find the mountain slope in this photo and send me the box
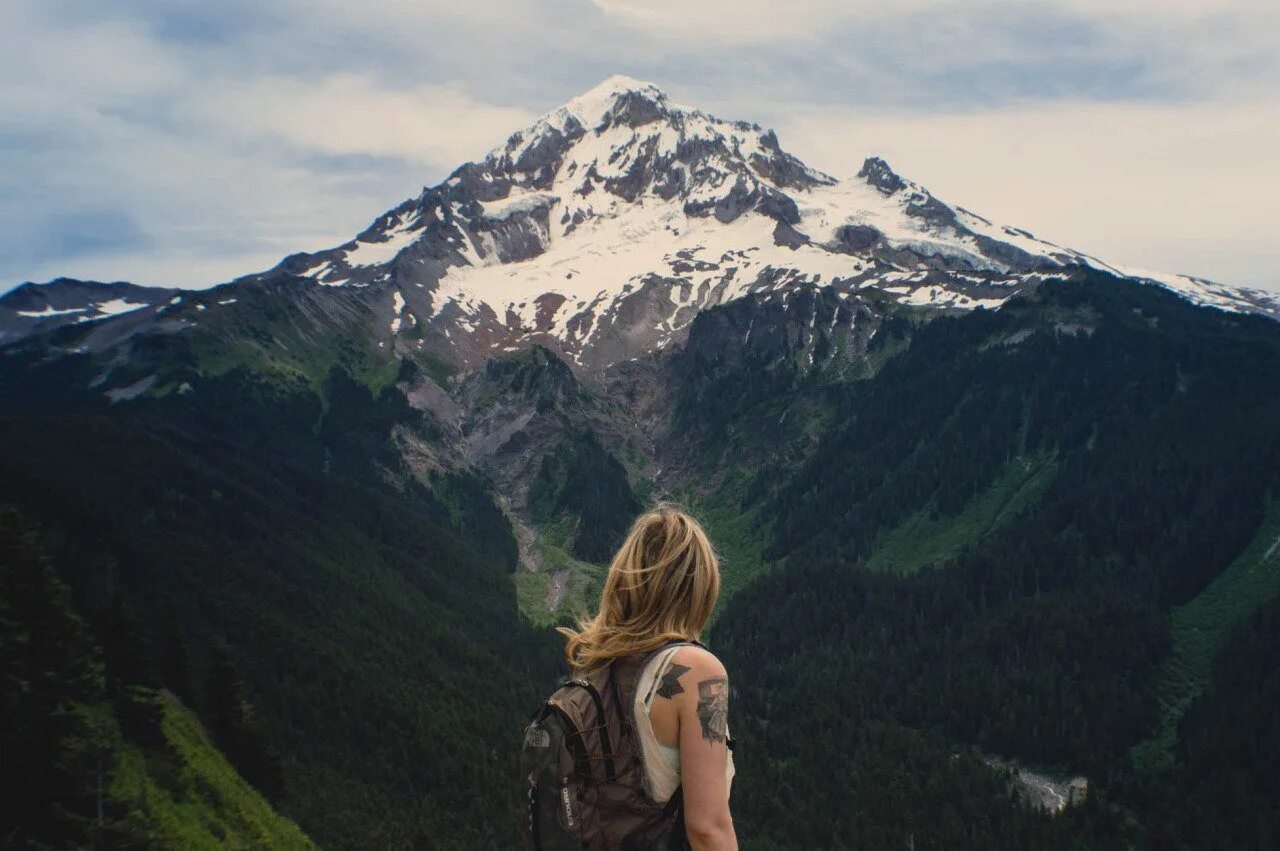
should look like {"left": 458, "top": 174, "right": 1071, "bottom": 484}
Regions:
{"left": 114, "top": 691, "right": 316, "bottom": 849}
{"left": 708, "top": 275, "right": 1280, "bottom": 848}
{"left": 0, "top": 353, "right": 559, "bottom": 847}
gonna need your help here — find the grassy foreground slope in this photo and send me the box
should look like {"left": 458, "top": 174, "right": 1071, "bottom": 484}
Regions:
{"left": 1, "top": 507, "right": 312, "bottom": 848}
{"left": 114, "top": 691, "right": 314, "bottom": 849}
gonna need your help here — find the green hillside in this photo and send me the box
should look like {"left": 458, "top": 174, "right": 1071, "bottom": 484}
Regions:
{"left": 864, "top": 451, "right": 1057, "bottom": 576}
{"left": 673, "top": 467, "right": 773, "bottom": 602}
{"left": 1133, "top": 502, "right": 1280, "bottom": 770}
{"left": 113, "top": 692, "right": 314, "bottom": 849}
{"left": 1, "top": 508, "right": 311, "bottom": 847}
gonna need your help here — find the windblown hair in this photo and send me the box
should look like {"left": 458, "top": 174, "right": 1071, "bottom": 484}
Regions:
{"left": 558, "top": 504, "right": 721, "bottom": 670}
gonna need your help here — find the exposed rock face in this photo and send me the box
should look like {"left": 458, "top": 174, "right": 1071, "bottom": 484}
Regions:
{"left": 858, "top": 156, "right": 908, "bottom": 195}
{"left": 676, "top": 286, "right": 878, "bottom": 372}
{"left": 834, "top": 224, "right": 883, "bottom": 253}
{"left": 440, "top": 344, "right": 645, "bottom": 571}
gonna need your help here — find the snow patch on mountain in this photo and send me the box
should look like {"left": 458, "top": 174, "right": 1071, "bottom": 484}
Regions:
{"left": 17, "top": 304, "right": 86, "bottom": 318}
{"left": 431, "top": 202, "right": 865, "bottom": 348}
{"left": 83, "top": 298, "right": 151, "bottom": 319}
{"left": 481, "top": 190, "right": 558, "bottom": 221}
{"left": 16, "top": 295, "right": 150, "bottom": 322}
{"left": 897, "top": 286, "right": 1009, "bottom": 310}
{"left": 1111, "top": 265, "right": 1275, "bottom": 315}
{"left": 346, "top": 214, "right": 424, "bottom": 268}
{"left": 390, "top": 290, "right": 408, "bottom": 334}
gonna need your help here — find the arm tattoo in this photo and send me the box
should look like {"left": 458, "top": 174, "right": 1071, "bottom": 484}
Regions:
{"left": 695, "top": 677, "right": 729, "bottom": 745}
{"left": 656, "top": 663, "right": 690, "bottom": 699}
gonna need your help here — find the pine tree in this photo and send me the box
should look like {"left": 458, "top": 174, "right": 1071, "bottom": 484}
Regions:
{"left": 203, "top": 637, "right": 287, "bottom": 802}
{"left": 97, "top": 599, "right": 163, "bottom": 744}
{"left": 204, "top": 637, "right": 246, "bottom": 744}
{"left": 160, "top": 599, "right": 195, "bottom": 706}
{"left": 0, "top": 507, "right": 115, "bottom": 845}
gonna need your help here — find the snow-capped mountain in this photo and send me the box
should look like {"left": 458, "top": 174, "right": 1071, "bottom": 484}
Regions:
{"left": 256, "top": 75, "right": 1279, "bottom": 369}
{"left": 4, "top": 75, "right": 1278, "bottom": 367}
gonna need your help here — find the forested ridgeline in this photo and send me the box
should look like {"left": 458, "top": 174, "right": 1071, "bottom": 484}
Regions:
{"left": 0, "top": 355, "right": 561, "bottom": 848}
{"left": 710, "top": 275, "right": 1280, "bottom": 848}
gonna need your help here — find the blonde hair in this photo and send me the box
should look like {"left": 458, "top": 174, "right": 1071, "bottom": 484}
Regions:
{"left": 558, "top": 504, "right": 721, "bottom": 670}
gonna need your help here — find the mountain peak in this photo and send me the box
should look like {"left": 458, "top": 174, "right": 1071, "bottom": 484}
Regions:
{"left": 473, "top": 74, "right": 830, "bottom": 215}
{"left": 573, "top": 74, "right": 664, "bottom": 105}
{"left": 539, "top": 75, "right": 670, "bottom": 133}
{"left": 858, "top": 156, "right": 907, "bottom": 195}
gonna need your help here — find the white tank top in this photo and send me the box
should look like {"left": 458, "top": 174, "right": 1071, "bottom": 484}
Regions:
{"left": 633, "top": 646, "right": 736, "bottom": 803}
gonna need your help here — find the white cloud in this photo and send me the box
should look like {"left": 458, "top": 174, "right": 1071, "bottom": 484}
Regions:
{"left": 0, "top": 3, "right": 534, "bottom": 288}
{"left": 778, "top": 98, "right": 1280, "bottom": 289}
{"left": 588, "top": 0, "right": 870, "bottom": 44}
{"left": 194, "top": 74, "right": 533, "bottom": 167}
{"left": 589, "top": 0, "right": 1278, "bottom": 52}
{"left": 0, "top": 7, "right": 183, "bottom": 103}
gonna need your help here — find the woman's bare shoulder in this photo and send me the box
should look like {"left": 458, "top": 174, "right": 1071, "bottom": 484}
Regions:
{"left": 670, "top": 644, "right": 728, "bottom": 679}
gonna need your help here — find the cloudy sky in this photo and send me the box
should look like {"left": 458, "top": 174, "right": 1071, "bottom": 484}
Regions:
{"left": 3, "top": 0, "right": 1277, "bottom": 292}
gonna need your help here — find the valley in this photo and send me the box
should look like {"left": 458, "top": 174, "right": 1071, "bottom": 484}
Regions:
{"left": 4, "top": 77, "right": 1280, "bottom": 848}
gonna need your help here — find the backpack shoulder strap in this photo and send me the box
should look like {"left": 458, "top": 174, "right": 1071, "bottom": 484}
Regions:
{"left": 610, "top": 640, "right": 706, "bottom": 755}
{"left": 629, "top": 640, "right": 703, "bottom": 703}
{"left": 663, "top": 785, "right": 690, "bottom": 850}
{"left": 562, "top": 675, "right": 616, "bottom": 781}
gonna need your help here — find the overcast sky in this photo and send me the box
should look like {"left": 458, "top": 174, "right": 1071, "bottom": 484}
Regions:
{"left": 3, "top": 0, "right": 1277, "bottom": 292}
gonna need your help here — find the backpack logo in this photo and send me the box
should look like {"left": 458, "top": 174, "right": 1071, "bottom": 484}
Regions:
{"left": 560, "top": 786, "right": 576, "bottom": 830}
{"left": 524, "top": 725, "right": 551, "bottom": 748}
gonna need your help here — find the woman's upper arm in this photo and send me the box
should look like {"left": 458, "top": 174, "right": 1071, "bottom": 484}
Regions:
{"left": 671, "top": 647, "right": 735, "bottom": 842}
